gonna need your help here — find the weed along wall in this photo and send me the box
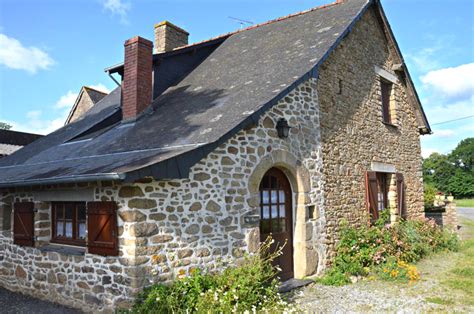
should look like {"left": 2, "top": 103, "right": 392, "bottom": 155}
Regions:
{"left": 0, "top": 78, "right": 327, "bottom": 311}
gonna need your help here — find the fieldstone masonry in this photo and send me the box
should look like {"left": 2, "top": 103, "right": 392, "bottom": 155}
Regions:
{"left": 0, "top": 8, "right": 426, "bottom": 312}
{"left": 317, "top": 8, "right": 424, "bottom": 262}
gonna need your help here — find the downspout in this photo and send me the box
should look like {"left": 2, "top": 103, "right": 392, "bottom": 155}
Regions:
{"left": 107, "top": 70, "right": 122, "bottom": 87}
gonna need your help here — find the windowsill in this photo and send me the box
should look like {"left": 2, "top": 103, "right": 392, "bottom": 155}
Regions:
{"left": 382, "top": 121, "right": 398, "bottom": 128}
{"left": 39, "top": 244, "right": 86, "bottom": 256}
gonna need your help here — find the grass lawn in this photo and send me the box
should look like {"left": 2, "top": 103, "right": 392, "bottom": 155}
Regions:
{"left": 416, "top": 217, "right": 474, "bottom": 308}
{"left": 456, "top": 199, "right": 474, "bottom": 207}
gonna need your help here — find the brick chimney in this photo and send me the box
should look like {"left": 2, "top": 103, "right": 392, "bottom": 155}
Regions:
{"left": 122, "top": 36, "right": 153, "bottom": 121}
{"left": 154, "top": 21, "right": 189, "bottom": 53}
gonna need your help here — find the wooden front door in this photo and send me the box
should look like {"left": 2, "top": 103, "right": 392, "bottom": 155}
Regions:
{"left": 259, "top": 168, "right": 294, "bottom": 280}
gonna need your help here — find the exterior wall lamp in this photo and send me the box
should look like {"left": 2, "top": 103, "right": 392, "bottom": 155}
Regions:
{"left": 276, "top": 118, "right": 291, "bottom": 138}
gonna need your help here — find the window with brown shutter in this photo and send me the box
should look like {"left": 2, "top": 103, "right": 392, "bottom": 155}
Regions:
{"left": 396, "top": 173, "right": 406, "bottom": 219}
{"left": 51, "top": 202, "right": 86, "bottom": 246}
{"left": 365, "top": 172, "right": 379, "bottom": 222}
{"left": 87, "top": 201, "right": 118, "bottom": 256}
{"left": 13, "top": 202, "right": 35, "bottom": 247}
{"left": 381, "top": 80, "right": 392, "bottom": 124}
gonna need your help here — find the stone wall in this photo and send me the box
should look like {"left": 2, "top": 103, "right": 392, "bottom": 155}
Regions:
{"left": 425, "top": 201, "right": 458, "bottom": 231}
{"left": 68, "top": 91, "right": 94, "bottom": 124}
{"left": 0, "top": 184, "right": 138, "bottom": 312}
{"left": 0, "top": 78, "right": 326, "bottom": 311}
{"left": 317, "top": 7, "right": 425, "bottom": 261}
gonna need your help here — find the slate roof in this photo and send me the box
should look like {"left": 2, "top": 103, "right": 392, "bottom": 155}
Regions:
{"left": 0, "top": 0, "right": 428, "bottom": 187}
{"left": 0, "top": 129, "right": 43, "bottom": 146}
{"left": 85, "top": 87, "right": 108, "bottom": 104}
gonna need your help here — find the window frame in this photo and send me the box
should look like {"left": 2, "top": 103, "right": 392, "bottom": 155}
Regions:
{"left": 51, "top": 202, "right": 86, "bottom": 247}
{"left": 376, "top": 172, "right": 388, "bottom": 212}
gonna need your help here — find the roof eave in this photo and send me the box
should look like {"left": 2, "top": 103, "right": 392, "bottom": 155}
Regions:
{"left": 0, "top": 173, "right": 125, "bottom": 189}
{"left": 374, "top": 0, "right": 432, "bottom": 134}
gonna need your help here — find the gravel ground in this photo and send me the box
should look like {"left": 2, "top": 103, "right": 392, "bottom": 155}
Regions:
{"left": 0, "top": 288, "right": 80, "bottom": 314}
{"left": 458, "top": 207, "right": 474, "bottom": 220}
{"left": 289, "top": 278, "right": 451, "bottom": 312}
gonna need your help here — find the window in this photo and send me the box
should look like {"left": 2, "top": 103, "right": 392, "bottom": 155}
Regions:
{"left": 366, "top": 171, "right": 389, "bottom": 223}
{"left": 376, "top": 173, "right": 388, "bottom": 212}
{"left": 52, "top": 202, "right": 86, "bottom": 246}
{"left": 381, "top": 80, "right": 392, "bottom": 124}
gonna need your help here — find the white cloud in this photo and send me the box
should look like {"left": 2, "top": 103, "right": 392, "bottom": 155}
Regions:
{"left": 5, "top": 84, "right": 113, "bottom": 135}
{"left": 5, "top": 110, "right": 68, "bottom": 135}
{"left": 55, "top": 91, "right": 79, "bottom": 109}
{"left": 101, "top": 0, "right": 131, "bottom": 24}
{"left": 433, "top": 129, "right": 455, "bottom": 138}
{"left": 421, "top": 63, "right": 474, "bottom": 100}
{"left": 407, "top": 47, "right": 442, "bottom": 73}
{"left": 421, "top": 148, "right": 440, "bottom": 159}
{"left": 0, "top": 33, "right": 54, "bottom": 74}
{"left": 425, "top": 96, "right": 474, "bottom": 124}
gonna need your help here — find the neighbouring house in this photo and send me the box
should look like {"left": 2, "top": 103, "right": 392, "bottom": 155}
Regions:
{"left": 65, "top": 86, "right": 109, "bottom": 124}
{"left": 0, "top": 0, "right": 431, "bottom": 311}
{"left": 0, "top": 129, "right": 43, "bottom": 158}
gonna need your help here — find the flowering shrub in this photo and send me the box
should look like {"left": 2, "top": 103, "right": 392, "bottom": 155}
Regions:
{"left": 130, "top": 238, "right": 296, "bottom": 313}
{"left": 318, "top": 210, "right": 459, "bottom": 285}
{"left": 375, "top": 258, "right": 420, "bottom": 283}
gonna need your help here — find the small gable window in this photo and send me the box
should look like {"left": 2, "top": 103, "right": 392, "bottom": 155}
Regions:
{"left": 381, "top": 80, "right": 393, "bottom": 124}
{"left": 375, "top": 66, "right": 398, "bottom": 126}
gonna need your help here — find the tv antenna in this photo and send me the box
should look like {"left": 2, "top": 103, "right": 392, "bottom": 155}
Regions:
{"left": 228, "top": 16, "right": 254, "bottom": 29}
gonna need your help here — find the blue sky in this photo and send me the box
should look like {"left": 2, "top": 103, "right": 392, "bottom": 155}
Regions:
{"left": 0, "top": 0, "right": 473, "bottom": 157}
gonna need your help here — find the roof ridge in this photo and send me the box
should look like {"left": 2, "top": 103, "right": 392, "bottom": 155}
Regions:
{"left": 83, "top": 86, "right": 109, "bottom": 95}
{"left": 162, "top": 0, "right": 343, "bottom": 53}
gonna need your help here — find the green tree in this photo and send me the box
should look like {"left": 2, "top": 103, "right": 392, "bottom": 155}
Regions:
{"left": 423, "top": 152, "right": 455, "bottom": 192}
{"left": 423, "top": 137, "right": 474, "bottom": 199}
{"left": 449, "top": 137, "right": 474, "bottom": 171}
{"left": 0, "top": 122, "right": 12, "bottom": 130}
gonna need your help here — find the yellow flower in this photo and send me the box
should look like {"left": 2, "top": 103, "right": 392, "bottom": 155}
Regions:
{"left": 177, "top": 269, "right": 186, "bottom": 279}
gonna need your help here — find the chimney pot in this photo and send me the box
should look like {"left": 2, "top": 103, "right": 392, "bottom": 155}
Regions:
{"left": 122, "top": 36, "right": 153, "bottom": 121}
{"left": 154, "top": 21, "right": 189, "bottom": 53}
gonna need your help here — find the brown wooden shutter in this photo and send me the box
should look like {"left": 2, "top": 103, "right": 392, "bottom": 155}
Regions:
{"left": 13, "top": 202, "right": 35, "bottom": 247}
{"left": 365, "top": 171, "right": 379, "bottom": 222}
{"left": 87, "top": 201, "right": 118, "bottom": 256}
{"left": 396, "top": 173, "right": 406, "bottom": 219}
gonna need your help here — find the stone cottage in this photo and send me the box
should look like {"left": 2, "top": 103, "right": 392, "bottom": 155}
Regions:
{"left": 0, "top": 0, "right": 431, "bottom": 311}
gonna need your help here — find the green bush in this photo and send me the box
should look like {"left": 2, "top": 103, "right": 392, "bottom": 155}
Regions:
{"left": 318, "top": 210, "right": 459, "bottom": 285}
{"left": 424, "top": 182, "right": 437, "bottom": 210}
{"left": 130, "top": 238, "right": 294, "bottom": 313}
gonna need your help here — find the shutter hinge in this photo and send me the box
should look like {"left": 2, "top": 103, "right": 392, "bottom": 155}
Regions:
{"left": 33, "top": 209, "right": 39, "bottom": 213}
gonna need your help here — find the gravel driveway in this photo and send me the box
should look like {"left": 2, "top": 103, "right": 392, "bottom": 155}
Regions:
{"left": 0, "top": 288, "right": 79, "bottom": 314}
{"left": 458, "top": 207, "right": 474, "bottom": 220}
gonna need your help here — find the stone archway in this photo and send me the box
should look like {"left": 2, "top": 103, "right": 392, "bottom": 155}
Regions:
{"left": 246, "top": 149, "right": 313, "bottom": 279}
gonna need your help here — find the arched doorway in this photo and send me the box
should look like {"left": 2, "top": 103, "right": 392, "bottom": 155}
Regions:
{"left": 259, "top": 167, "right": 294, "bottom": 280}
